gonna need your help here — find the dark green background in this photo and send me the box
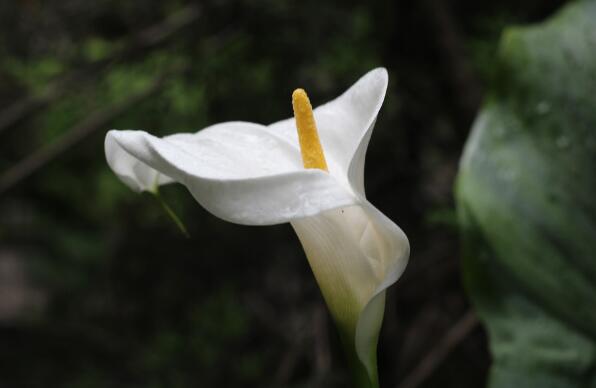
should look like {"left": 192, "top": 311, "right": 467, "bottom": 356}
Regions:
{"left": 0, "top": 0, "right": 571, "bottom": 387}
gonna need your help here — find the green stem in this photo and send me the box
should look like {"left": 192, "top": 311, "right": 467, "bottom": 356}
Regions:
{"left": 339, "top": 327, "right": 379, "bottom": 388}
{"left": 152, "top": 189, "right": 190, "bottom": 238}
{"left": 349, "top": 350, "right": 379, "bottom": 388}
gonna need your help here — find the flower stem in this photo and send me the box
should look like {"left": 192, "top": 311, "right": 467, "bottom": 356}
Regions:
{"left": 339, "top": 328, "right": 380, "bottom": 388}
{"left": 152, "top": 190, "right": 190, "bottom": 238}
{"left": 349, "top": 351, "right": 379, "bottom": 388}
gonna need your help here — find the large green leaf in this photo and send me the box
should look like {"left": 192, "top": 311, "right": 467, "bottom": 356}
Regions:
{"left": 456, "top": 1, "right": 596, "bottom": 387}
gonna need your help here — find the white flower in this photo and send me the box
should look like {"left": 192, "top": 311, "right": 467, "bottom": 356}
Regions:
{"left": 105, "top": 68, "right": 409, "bottom": 386}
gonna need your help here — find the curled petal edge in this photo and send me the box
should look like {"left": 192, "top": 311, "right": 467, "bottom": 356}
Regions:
{"left": 266, "top": 68, "right": 388, "bottom": 194}
{"left": 106, "top": 129, "right": 359, "bottom": 225}
{"left": 291, "top": 200, "right": 409, "bottom": 384}
{"left": 354, "top": 202, "right": 409, "bottom": 381}
{"left": 105, "top": 132, "right": 173, "bottom": 192}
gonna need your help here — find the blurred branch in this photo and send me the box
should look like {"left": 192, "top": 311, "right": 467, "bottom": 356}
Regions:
{"left": 422, "top": 0, "right": 482, "bottom": 124}
{"left": 273, "top": 342, "right": 305, "bottom": 386}
{"left": 244, "top": 295, "right": 296, "bottom": 343}
{"left": 0, "top": 69, "right": 179, "bottom": 195}
{"left": 0, "top": 4, "right": 200, "bottom": 135}
{"left": 396, "top": 310, "right": 479, "bottom": 388}
{"left": 312, "top": 303, "right": 331, "bottom": 378}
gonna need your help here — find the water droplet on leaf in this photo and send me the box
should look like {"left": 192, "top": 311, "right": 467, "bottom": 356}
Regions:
{"left": 556, "top": 135, "right": 571, "bottom": 149}
{"left": 536, "top": 101, "right": 551, "bottom": 115}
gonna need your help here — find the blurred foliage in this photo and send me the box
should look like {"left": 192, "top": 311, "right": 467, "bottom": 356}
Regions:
{"left": 0, "top": 0, "right": 577, "bottom": 387}
{"left": 457, "top": 0, "right": 596, "bottom": 387}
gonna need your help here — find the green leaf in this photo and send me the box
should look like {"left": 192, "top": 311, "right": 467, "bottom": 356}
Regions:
{"left": 456, "top": 1, "right": 596, "bottom": 387}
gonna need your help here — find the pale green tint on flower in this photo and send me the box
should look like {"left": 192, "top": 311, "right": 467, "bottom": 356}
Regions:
{"left": 105, "top": 68, "right": 409, "bottom": 387}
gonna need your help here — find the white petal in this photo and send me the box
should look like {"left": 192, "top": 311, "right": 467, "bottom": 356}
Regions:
{"left": 266, "top": 68, "right": 388, "bottom": 193}
{"left": 347, "top": 119, "right": 375, "bottom": 196}
{"left": 105, "top": 133, "right": 174, "bottom": 192}
{"left": 105, "top": 122, "right": 358, "bottom": 225}
{"left": 291, "top": 201, "right": 409, "bottom": 380}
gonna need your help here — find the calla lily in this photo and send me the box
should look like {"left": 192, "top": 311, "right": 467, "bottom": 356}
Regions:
{"left": 105, "top": 68, "right": 409, "bottom": 387}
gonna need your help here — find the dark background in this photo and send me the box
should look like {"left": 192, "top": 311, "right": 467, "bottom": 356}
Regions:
{"left": 0, "top": 0, "right": 568, "bottom": 387}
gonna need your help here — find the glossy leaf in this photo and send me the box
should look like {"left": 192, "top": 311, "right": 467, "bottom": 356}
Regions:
{"left": 456, "top": 1, "right": 596, "bottom": 387}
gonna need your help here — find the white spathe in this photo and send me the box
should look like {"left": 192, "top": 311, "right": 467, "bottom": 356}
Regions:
{"left": 105, "top": 68, "right": 409, "bottom": 383}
